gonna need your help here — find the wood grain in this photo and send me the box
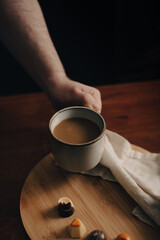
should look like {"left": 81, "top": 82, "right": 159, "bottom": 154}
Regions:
{"left": 1, "top": 80, "right": 160, "bottom": 239}
{"left": 20, "top": 147, "right": 159, "bottom": 240}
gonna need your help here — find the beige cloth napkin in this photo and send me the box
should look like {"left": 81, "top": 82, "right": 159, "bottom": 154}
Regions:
{"left": 84, "top": 130, "right": 160, "bottom": 228}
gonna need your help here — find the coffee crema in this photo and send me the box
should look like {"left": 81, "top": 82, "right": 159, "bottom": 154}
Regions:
{"left": 53, "top": 117, "right": 101, "bottom": 144}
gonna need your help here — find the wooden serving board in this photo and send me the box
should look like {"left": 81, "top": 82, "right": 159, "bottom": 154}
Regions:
{"left": 20, "top": 146, "right": 159, "bottom": 240}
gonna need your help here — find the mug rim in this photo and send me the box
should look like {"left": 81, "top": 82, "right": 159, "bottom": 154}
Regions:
{"left": 49, "top": 106, "right": 106, "bottom": 147}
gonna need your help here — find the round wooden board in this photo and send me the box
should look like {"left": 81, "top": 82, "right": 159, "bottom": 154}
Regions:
{"left": 20, "top": 146, "right": 158, "bottom": 240}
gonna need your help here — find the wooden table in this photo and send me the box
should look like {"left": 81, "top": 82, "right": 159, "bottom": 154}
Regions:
{"left": 0, "top": 80, "right": 160, "bottom": 239}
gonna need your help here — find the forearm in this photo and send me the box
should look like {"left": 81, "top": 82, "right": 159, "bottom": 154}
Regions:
{"left": 0, "top": 0, "right": 102, "bottom": 112}
{"left": 0, "top": 0, "right": 66, "bottom": 90}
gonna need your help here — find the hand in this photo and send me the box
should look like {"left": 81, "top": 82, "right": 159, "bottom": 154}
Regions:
{"left": 46, "top": 76, "right": 102, "bottom": 113}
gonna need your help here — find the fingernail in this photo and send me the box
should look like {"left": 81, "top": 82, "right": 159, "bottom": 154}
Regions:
{"left": 84, "top": 103, "right": 93, "bottom": 109}
{"left": 84, "top": 103, "right": 101, "bottom": 113}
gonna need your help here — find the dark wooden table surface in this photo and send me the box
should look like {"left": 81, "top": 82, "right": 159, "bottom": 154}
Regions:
{"left": 0, "top": 80, "right": 160, "bottom": 239}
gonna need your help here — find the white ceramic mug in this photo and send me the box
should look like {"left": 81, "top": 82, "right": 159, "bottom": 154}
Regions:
{"left": 49, "top": 106, "right": 106, "bottom": 172}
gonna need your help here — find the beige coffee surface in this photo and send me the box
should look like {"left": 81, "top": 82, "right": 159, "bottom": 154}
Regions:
{"left": 20, "top": 146, "right": 159, "bottom": 240}
{"left": 53, "top": 117, "right": 101, "bottom": 144}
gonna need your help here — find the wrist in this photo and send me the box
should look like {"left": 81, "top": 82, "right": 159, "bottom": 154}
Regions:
{"left": 42, "top": 71, "right": 68, "bottom": 100}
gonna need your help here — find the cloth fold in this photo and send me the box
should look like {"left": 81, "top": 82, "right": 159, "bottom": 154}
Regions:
{"left": 83, "top": 130, "right": 160, "bottom": 228}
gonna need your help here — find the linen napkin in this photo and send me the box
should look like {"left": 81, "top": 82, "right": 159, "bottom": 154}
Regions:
{"left": 83, "top": 130, "right": 160, "bottom": 228}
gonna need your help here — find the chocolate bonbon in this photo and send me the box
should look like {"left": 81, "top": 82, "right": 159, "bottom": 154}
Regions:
{"left": 68, "top": 218, "right": 86, "bottom": 238}
{"left": 58, "top": 197, "right": 74, "bottom": 217}
{"left": 88, "top": 230, "right": 107, "bottom": 240}
{"left": 116, "top": 233, "right": 132, "bottom": 240}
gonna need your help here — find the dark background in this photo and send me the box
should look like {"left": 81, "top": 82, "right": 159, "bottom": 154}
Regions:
{"left": 0, "top": 0, "right": 160, "bottom": 96}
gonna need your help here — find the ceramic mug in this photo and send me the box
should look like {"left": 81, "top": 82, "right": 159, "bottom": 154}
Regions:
{"left": 49, "top": 106, "right": 106, "bottom": 172}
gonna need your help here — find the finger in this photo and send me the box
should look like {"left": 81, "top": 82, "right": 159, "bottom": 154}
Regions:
{"left": 71, "top": 85, "right": 102, "bottom": 113}
{"left": 84, "top": 102, "right": 101, "bottom": 113}
{"left": 90, "top": 89, "right": 102, "bottom": 113}
{"left": 82, "top": 95, "right": 101, "bottom": 113}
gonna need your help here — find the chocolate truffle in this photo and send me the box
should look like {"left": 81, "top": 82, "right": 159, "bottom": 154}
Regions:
{"left": 58, "top": 197, "right": 74, "bottom": 217}
{"left": 88, "top": 230, "right": 107, "bottom": 240}
{"left": 68, "top": 218, "right": 86, "bottom": 238}
{"left": 116, "top": 233, "right": 132, "bottom": 240}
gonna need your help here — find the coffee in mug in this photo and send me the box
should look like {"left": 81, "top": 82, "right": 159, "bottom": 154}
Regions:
{"left": 49, "top": 106, "right": 106, "bottom": 172}
{"left": 53, "top": 117, "right": 101, "bottom": 144}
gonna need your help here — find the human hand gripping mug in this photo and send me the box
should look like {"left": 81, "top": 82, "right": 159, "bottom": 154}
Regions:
{"left": 49, "top": 106, "right": 106, "bottom": 172}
